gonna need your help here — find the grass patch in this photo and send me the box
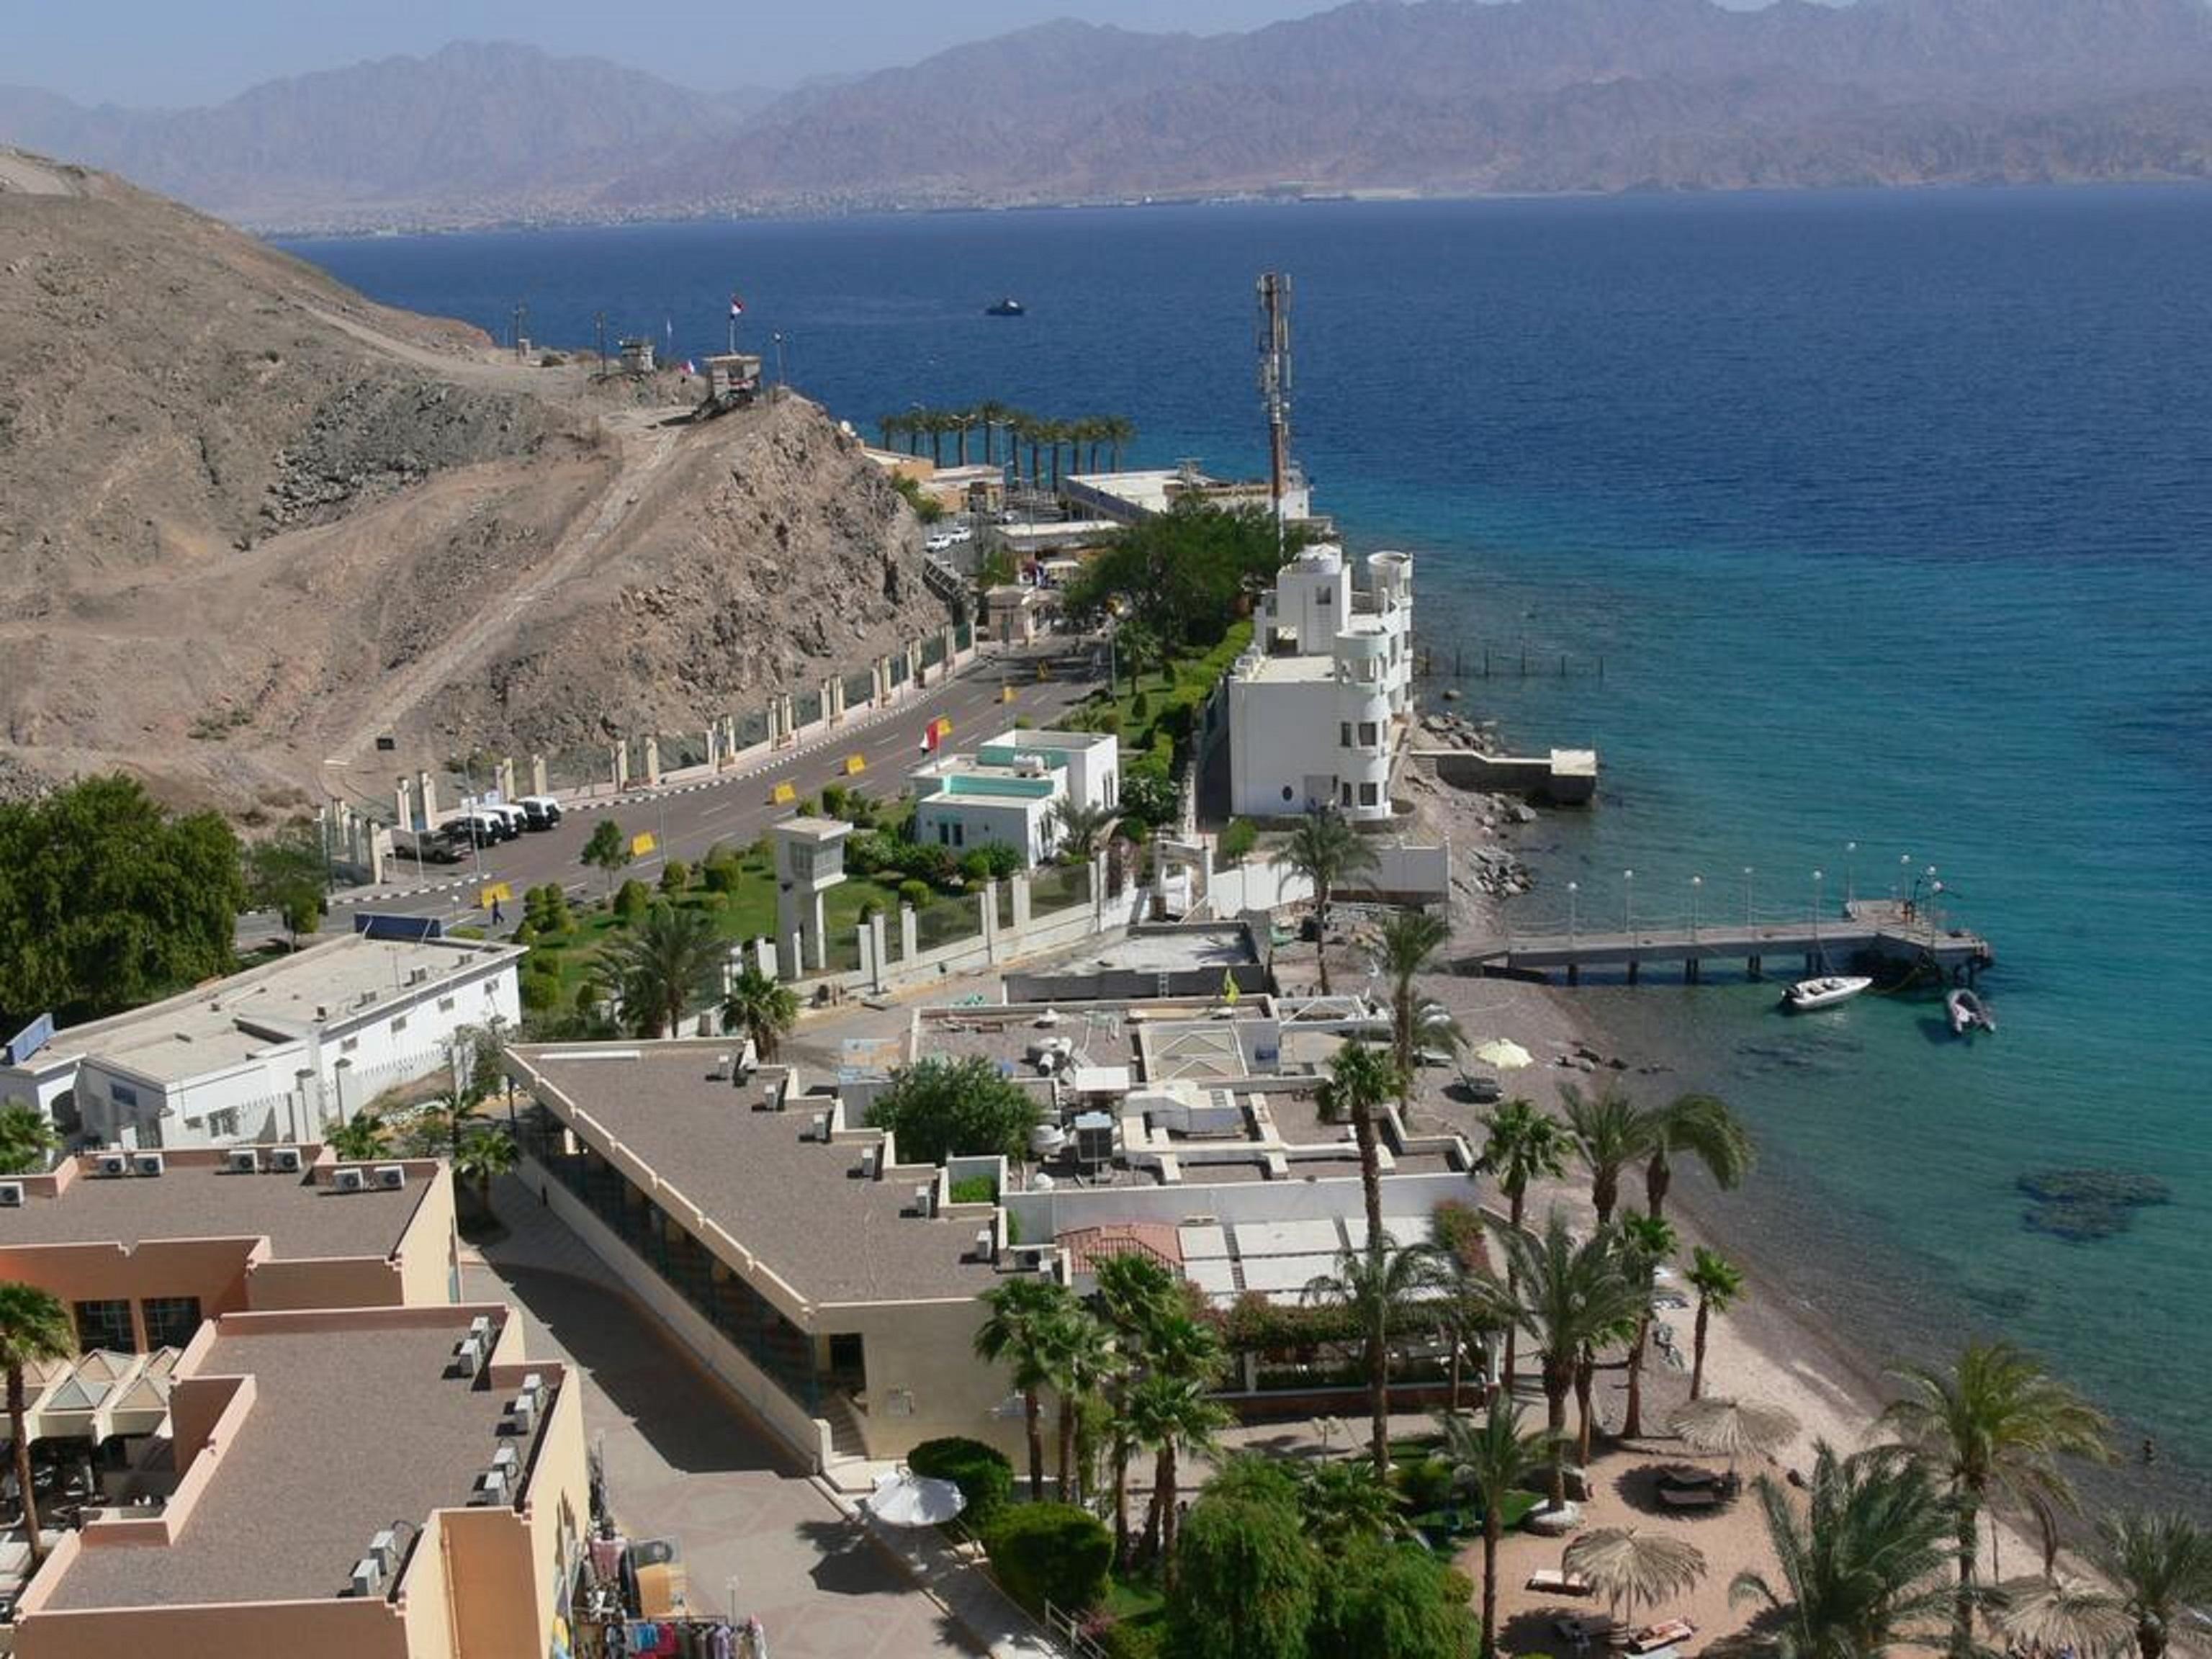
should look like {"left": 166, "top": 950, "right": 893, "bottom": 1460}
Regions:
{"left": 1103, "top": 1570, "right": 1166, "bottom": 1626}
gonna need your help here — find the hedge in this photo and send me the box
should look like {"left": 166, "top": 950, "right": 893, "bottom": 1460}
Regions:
{"left": 906, "top": 1437, "right": 1014, "bottom": 1528}
{"left": 984, "top": 1501, "right": 1112, "bottom": 1616}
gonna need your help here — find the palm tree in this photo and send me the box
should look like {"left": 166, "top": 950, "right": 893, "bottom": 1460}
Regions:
{"left": 1686, "top": 1246, "right": 1744, "bottom": 1401}
{"left": 1560, "top": 1081, "right": 1655, "bottom": 1228}
{"left": 1443, "top": 1402, "right": 1560, "bottom": 1659}
{"left": 1285, "top": 808, "right": 1378, "bottom": 994}
{"left": 1477, "top": 1099, "right": 1570, "bottom": 1401}
{"left": 1048, "top": 799, "right": 1118, "bottom": 862}
{"left": 2090, "top": 1511, "right": 2212, "bottom": 1659}
{"left": 1730, "top": 1442, "right": 1959, "bottom": 1659}
{"left": 974, "top": 400, "right": 1008, "bottom": 466}
{"left": 1987, "top": 1575, "right": 2136, "bottom": 1659}
{"left": 723, "top": 963, "right": 799, "bottom": 1063}
{"left": 0, "top": 1280, "right": 76, "bottom": 1567}
{"left": 953, "top": 408, "right": 974, "bottom": 467}
{"left": 1373, "top": 908, "right": 1452, "bottom": 1115}
{"left": 1104, "top": 414, "right": 1136, "bottom": 471}
{"left": 453, "top": 1127, "right": 518, "bottom": 1208}
{"left": 1316, "top": 1040, "right": 1402, "bottom": 1256}
{"left": 595, "top": 904, "right": 726, "bottom": 1038}
{"left": 1488, "top": 1208, "right": 1643, "bottom": 1502}
{"left": 1881, "top": 1340, "right": 2114, "bottom": 1655}
{"left": 877, "top": 412, "right": 902, "bottom": 451}
{"left": 1045, "top": 1307, "right": 1118, "bottom": 1501}
{"left": 0, "top": 1102, "right": 59, "bottom": 1175}
{"left": 326, "top": 1112, "right": 389, "bottom": 1161}
{"left": 1434, "top": 1243, "right": 1506, "bottom": 1414}
{"left": 975, "top": 1276, "right": 1072, "bottom": 1501}
{"left": 1617, "top": 1213, "right": 1678, "bottom": 1439}
{"left": 1303, "top": 1236, "right": 1446, "bottom": 1478}
{"left": 1642, "top": 1092, "right": 1755, "bottom": 1220}
{"left": 1292, "top": 1457, "right": 1405, "bottom": 1547}
{"left": 1128, "top": 1370, "right": 1229, "bottom": 1577}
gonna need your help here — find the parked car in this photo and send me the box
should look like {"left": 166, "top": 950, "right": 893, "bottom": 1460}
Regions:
{"left": 480, "top": 803, "right": 528, "bottom": 840}
{"left": 945, "top": 524, "right": 974, "bottom": 543}
{"left": 518, "top": 794, "right": 563, "bottom": 830}
{"left": 445, "top": 811, "right": 503, "bottom": 850}
{"left": 392, "top": 827, "right": 460, "bottom": 864}
{"left": 924, "top": 533, "right": 955, "bottom": 552}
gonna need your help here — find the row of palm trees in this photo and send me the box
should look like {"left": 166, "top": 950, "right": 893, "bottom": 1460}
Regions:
{"left": 974, "top": 1252, "right": 1230, "bottom": 1581}
{"left": 877, "top": 404, "right": 1135, "bottom": 490}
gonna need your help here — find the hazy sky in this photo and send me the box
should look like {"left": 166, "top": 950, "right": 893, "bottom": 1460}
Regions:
{"left": 22, "top": 1, "right": 1344, "bottom": 107}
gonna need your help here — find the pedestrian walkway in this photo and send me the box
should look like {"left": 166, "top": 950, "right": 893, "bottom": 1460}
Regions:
{"left": 464, "top": 1177, "right": 1059, "bottom": 1659}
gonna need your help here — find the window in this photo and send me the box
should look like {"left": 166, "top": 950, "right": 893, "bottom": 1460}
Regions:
{"left": 390, "top": 1015, "right": 408, "bottom": 1035}
{"left": 340, "top": 1035, "right": 359, "bottom": 1053}
{"left": 1359, "top": 783, "right": 1380, "bottom": 807}
{"left": 141, "top": 1296, "right": 202, "bottom": 1350}
{"left": 109, "top": 1080, "right": 138, "bottom": 1109}
{"left": 953, "top": 824, "right": 965, "bottom": 848}
{"left": 1317, "top": 588, "right": 1333, "bottom": 605}
{"left": 1280, "top": 786, "right": 1295, "bottom": 803}
{"left": 73, "top": 1299, "right": 135, "bottom": 1354}
{"left": 205, "top": 1110, "right": 238, "bottom": 1140}
{"left": 438, "top": 995, "right": 456, "bottom": 1012}
{"left": 1359, "top": 721, "right": 1377, "bottom": 747}
{"left": 1339, "top": 722, "right": 1352, "bottom": 748}
{"left": 1339, "top": 782, "right": 1353, "bottom": 806}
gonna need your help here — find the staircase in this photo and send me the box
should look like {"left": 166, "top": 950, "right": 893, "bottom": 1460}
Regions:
{"left": 822, "top": 1391, "right": 870, "bottom": 1462}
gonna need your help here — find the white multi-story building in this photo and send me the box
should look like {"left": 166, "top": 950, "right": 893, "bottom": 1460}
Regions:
{"left": 1226, "top": 545, "right": 1415, "bottom": 822}
{"left": 911, "top": 728, "right": 1120, "bottom": 867}
{"left": 0, "top": 934, "right": 523, "bottom": 1151}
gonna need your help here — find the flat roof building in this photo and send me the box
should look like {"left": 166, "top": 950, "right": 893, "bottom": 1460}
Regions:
{"left": 0, "top": 935, "right": 522, "bottom": 1153}
{"left": 12, "top": 1303, "right": 587, "bottom": 1659}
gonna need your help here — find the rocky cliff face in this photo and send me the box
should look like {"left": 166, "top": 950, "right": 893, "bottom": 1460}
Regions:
{"left": 0, "top": 149, "right": 939, "bottom": 813}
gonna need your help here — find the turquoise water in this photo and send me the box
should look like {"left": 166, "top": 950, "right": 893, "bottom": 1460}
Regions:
{"left": 285, "top": 189, "right": 2212, "bottom": 1501}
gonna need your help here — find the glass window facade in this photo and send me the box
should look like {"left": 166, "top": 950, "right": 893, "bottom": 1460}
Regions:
{"left": 141, "top": 1295, "right": 202, "bottom": 1349}
{"left": 73, "top": 1299, "right": 135, "bottom": 1354}
{"left": 514, "top": 1104, "right": 822, "bottom": 1411}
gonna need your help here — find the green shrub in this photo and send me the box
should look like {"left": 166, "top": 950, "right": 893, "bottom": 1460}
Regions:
{"left": 898, "top": 878, "right": 933, "bottom": 911}
{"left": 659, "top": 860, "right": 689, "bottom": 895}
{"left": 980, "top": 842, "right": 1021, "bottom": 878}
{"left": 844, "top": 830, "right": 895, "bottom": 875}
{"left": 1099, "top": 1622, "right": 1164, "bottom": 1659}
{"left": 948, "top": 1174, "right": 997, "bottom": 1205}
{"left": 1217, "top": 819, "right": 1259, "bottom": 867}
{"left": 960, "top": 850, "right": 996, "bottom": 884}
{"left": 613, "top": 878, "right": 652, "bottom": 924}
{"left": 521, "top": 969, "right": 561, "bottom": 1012}
{"left": 702, "top": 855, "right": 745, "bottom": 895}
{"left": 1430, "top": 1199, "right": 1488, "bottom": 1270}
{"left": 1130, "top": 690, "right": 1151, "bottom": 721}
{"left": 984, "top": 1502, "right": 1111, "bottom": 1617}
{"left": 1395, "top": 1456, "right": 1457, "bottom": 1514}
{"left": 907, "top": 1437, "right": 1014, "bottom": 1529}
{"left": 858, "top": 900, "right": 883, "bottom": 924}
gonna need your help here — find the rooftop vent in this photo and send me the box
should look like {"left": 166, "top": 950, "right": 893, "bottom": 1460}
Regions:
{"left": 225, "top": 1148, "right": 261, "bottom": 1175}
{"left": 269, "top": 1146, "right": 303, "bottom": 1174}
{"left": 132, "top": 1152, "right": 165, "bottom": 1178}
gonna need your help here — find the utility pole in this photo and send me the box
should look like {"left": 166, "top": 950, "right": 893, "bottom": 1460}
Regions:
{"left": 595, "top": 310, "right": 608, "bottom": 375}
{"left": 1256, "top": 271, "right": 1292, "bottom": 556}
{"left": 512, "top": 300, "right": 530, "bottom": 360}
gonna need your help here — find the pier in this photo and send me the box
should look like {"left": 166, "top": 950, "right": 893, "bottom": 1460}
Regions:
{"left": 1460, "top": 899, "right": 1993, "bottom": 986}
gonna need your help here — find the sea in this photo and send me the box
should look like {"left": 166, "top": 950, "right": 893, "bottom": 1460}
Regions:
{"left": 282, "top": 189, "right": 2212, "bottom": 1507}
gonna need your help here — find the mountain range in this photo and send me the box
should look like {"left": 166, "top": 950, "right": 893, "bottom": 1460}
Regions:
{"left": 8, "top": 0, "right": 2212, "bottom": 229}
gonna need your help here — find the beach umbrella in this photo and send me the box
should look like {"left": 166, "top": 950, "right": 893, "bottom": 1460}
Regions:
{"left": 865, "top": 1470, "right": 966, "bottom": 1528}
{"left": 1563, "top": 1527, "right": 1708, "bottom": 1621}
{"left": 1473, "top": 1038, "right": 1534, "bottom": 1071}
{"left": 1988, "top": 1576, "right": 2136, "bottom": 1658}
{"left": 1668, "top": 1397, "right": 1801, "bottom": 1473}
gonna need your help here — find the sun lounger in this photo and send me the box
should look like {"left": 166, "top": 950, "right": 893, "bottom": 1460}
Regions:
{"left": 1632, "top": 1619, "right": 1696, "bottom": 1653}
{"left": 1659, "top": 1485, "right": 1722, "bottom": 1510}
{"left": 1527, "top": 1569, "right": 1596, "bottom": 1596}
{"left": 1657, "top": 1465, "right": 1722, "bottom": 1490}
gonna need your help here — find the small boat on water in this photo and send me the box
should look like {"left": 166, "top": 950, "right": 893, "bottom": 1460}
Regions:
{"left": 1946, "top": 987, "right": 1997, "bottom": 1035}
{"left": 984, "top": 297, "right": 1025, "bottom": 317}
{"left": 1784, "top": 975, "right": 1873, "bottom": 1012}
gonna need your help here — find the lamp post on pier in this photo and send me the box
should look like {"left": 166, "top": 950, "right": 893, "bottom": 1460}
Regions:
{"left": 1812, "top": 868, "right": 1825, "bottom": 968}
{"left": 1742, "top": 866, "right": 1755, "bottom": 929}
{"left": 1690, "top": 875, "right": 1702, "bottom": 943}
{"left": 1568, "top": 881, "right": 1579, "bottom": 948}
{"left": 1622, "top": 869, "right": 1635, "bottom": 939}
{"left": 1897, "top": 852, "right": 1912, "bottom": 904}
{"left": 1844, "top": 841, "right": 1858, "bottom": 907}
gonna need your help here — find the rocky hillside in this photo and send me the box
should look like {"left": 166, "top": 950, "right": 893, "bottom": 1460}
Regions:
{"left": 0, "top": 149, "right": 936, "bottom": 812}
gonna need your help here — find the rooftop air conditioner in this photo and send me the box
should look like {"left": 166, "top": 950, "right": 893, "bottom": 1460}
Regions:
{"left": 0, "top": 1182, "right": 23, "bottom": 1208}
{"left": 972, "top": 1227, "right": 996, "bottom": 1264}
{"left": 351, "top": 1557, "right": 384, "bottom": 1598}
{"left": 451, "top": 1336, "right": 483, "bottom": 1378}
{"left": 226, "top": 1148, "right": 261, "bottom": 1175}
{"left": 809, "top": 1112, "right": 830, "bottom": 1143}
{"left": 855, "top": 1146, "right": 879, "bottom": 1180}
{"left": 334, "top": 1166, "right": 367, "bottom": 1193}
{"left": 521, "top": 1370, "right": 544, "bottom": 1403}
{"left": 373, "top": 1164, "right": 406, "bottom": 1190}
{"left": 503, "top": 1395, "right": 538, "bottom": 1434}
{"left": 132, "top": 1152, "right": 165, "bottom": 1178}
{"left": 708, "top": 1053, "right": 734, "bottom": 1082}
{"left": 469, "top": 1468, "right": 508, "bottom": 1506}
{"left": 96, "top": 1153, "right": 129, "bottom": 1179}
{"left": 912, "top": 1184, "right": 935, "bottom": 1218}
{"left": 468, "top": 1315, "right": 493, "bottom": 1342}
{"left": 269, "top": 1146, "right": 303, "bottom": 1174}
{"left": 490, "top": 1444, "right": 519, "bottom": 1476}
{"left": 367, "top": 1529, "right": 400, "bottom": 1573}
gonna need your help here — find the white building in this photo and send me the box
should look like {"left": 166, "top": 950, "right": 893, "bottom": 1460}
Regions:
{"left": 0, "top": 935, "right": 523, "bottom": 1151}
{"left": 1062, "top": 465, "right": 1313, "bottom": 527}
{"left": 911, "top": 729, "right": 1119, "bottom": 867}
{"left": 1226, "top": 545, "right": 1415, "bottom": 822}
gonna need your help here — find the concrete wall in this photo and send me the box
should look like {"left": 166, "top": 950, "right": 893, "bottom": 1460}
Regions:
{"left": 834, "top": 1297, "right": 1028, "bottom": 1465}
{"left": 1005, "top": 1168, "right": 1476, "bottom": 1242}
{"left": 1201, "top": 844, "right": 1450, "bottom": 916}
{"left": 441, "top": 1357, "right": 586, "bottom": 1659}
{"left": 0, "top": 1239, "right": 259, "bottom": 1348}
{"left": 13, "top": 1583, "right": 408, "bottom": 1659}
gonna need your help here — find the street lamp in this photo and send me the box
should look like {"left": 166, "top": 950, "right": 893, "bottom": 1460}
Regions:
{"left": 1622, "top": 868, "right": 1635, "bottom": 937}
{"left": 1844, "top": 841, "right": 1858, "bottom": 907}
{"left": 1897, "top": 853, "right": 1912, "bottom": 904}
{"left": 1742, "top": 866, "right": 1755, "bottom": 929}
{"left": 1690, "top": 874, "right": 1702, "bottom": 942}
{"left": 1568, "top": 880, "right": 1579, "bottom": 945}
{"left": 1812, "top": 868, "right": 1825, "bottom": 967}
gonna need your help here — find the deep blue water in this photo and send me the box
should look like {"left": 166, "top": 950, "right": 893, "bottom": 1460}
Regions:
{"left": 284, "top": 192, "right": 2212, "bottom": 1500}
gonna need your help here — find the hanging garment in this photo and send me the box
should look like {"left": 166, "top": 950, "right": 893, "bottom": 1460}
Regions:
{"left": 590, "top": 1535, "right": 629, "bottom": 1581}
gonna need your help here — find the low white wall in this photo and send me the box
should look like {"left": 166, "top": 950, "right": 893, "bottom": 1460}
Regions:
{"left": 1007, "top": 1167, "right": 1476, "bottom": 1240}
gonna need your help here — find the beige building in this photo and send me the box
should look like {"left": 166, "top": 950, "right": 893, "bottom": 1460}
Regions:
{"left": 507, "top": 1040, "right": 1029, "bottom": 1470}
{"left": 12, "top": 1303, "right": 588, "bottom": 1659}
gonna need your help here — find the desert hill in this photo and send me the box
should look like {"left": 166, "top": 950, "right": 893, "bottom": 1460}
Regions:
{"left": 0, "top": 149, "right": 935, "bottom": 814}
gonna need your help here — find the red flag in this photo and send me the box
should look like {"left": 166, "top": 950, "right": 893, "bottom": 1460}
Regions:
{"left": 729, "top": 292, "right": 746, "bottom": 319}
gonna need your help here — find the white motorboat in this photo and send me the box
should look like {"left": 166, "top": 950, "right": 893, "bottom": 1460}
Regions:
{"left": 1946, "top": 988, "right": 1996, "bottom": 1035}
{"left": 1783, "top": 974, "right": 1872, "bottom": 1012}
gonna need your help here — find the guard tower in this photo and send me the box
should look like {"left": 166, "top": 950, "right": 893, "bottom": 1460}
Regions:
{"left": 773, "top": 817, "right": 851, "bottom": 978}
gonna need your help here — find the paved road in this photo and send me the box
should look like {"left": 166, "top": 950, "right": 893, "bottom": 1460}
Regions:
{"left": 346, "top": 640, "right": 1102, "bottom": 925}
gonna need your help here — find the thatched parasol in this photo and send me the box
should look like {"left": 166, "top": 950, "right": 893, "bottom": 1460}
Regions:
{"left": 1667, "top": 1397, "right": 1801, "bottom": 1472}
{"left": 1988, "top": 1577, "right": 2136, "bottom": 1658}
{"left": 1563, "top": 1527, "right": 1709, "bottom": 1621}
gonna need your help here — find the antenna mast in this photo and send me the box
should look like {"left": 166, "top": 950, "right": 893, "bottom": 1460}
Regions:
{"left": 1256, "top": 271, "right": 1292, "bottom": 552}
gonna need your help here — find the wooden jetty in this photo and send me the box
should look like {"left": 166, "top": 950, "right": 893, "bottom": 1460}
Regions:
{"left": 1460, "top": 899, "right": 1993, "bottom": 986}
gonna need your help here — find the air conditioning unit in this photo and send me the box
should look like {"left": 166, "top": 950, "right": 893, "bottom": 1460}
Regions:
{"left": 490, "top": 1444, "right": 519, "bottom": 1477}
{"left": 911, "top": 1183, "right": 935, "bottom": 1218}
{"left": 373, "top": 1164, "right": 406, "bottom": 1190}
{"left": 503, "top": 1395, "right": 538, "bottom": 1434}
{"left": 333, "top": 1167, "right": 368, "bottom": 1193}
{"left": 350, "top": 1557, "right": 384, "bottom": 1598}
{"left": 809, "top": 1112, "right": 830, "bottom": 1143}
{"left": 520, "top": 1370, "right": 544, "bottom": 1403}
{"left": 0, "top": 1182, "right": 23, "bottom": 1208}
{"left": 971, "top": 1226, "right": 996, "bottom": 1264}
{"left": 131, "top": 1152, "right": 165, "bottom": 1178}
{"left": 469, "top": 1467, "right": 508, "bottom": 1506}
{"left": 468, "top": 1315, "right": 493, "bottom": 1343}
{"left": 367, "top": 1529, "right": 400, "bottom": 1573}
{"left": 855, "top": 1146, "right": 879, "bottom": 1180}
{"left": 269, "top": 1146, "right": 303, "bottom": 1174}
{"left": 708, "top": 1053, "right": 734, "bottom": 1082}
{"left": 451, "top": 1335, "right": 483, "bottom": 1378}
{"left": 96, "top": 1153, "right": 129, "bottom": 1179}
{"left": 226, "top": 1148, "right": 261, "bottom": 1174}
